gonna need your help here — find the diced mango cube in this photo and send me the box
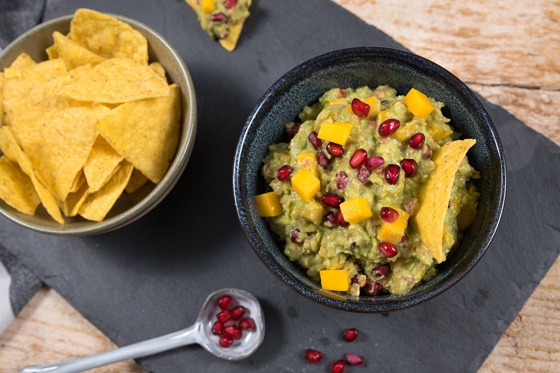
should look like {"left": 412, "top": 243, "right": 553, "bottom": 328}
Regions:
{"left": 317, "top": 122, "right": 352, "bottom": 145}
{"left": 201, "top": 0, "right": 215, "bottom": 13}
{"left": 457, "top": 206, "right": 475, "bottom": 231}
{"left": 296, "top": 151, "right": 317, "bottom": 176}
{"left": 304, "top": 200, "right": 324, "bottom": 224}
{"left": 254, "top": 192, "right": 282, "bottom": 217}
{"left": 393, "top": 122, "right": 417, "bottom": 142}
{"left": 325, "top": 98, "right": 348, "bottom": 107}
{"left": 292, "top": 169, "right": 320, "bottom": 202}
{"left": 427, "top": 120, "right": 453, "bottom": 141}
{"left": 340, "top": 197, "right": 373, "bottom": 224}
{"left": 377, "top": 205, "right": 409, "bottom": 244}
{"left": 363, "top": 96, "right": 381, "bottom": 118}
{"left": 320, "top": 269, "right": 349, "bottom": 291}
{"left": 404, "top": 88, "right": 434, "bottom": 118}
{"left": 377, "top": 109, "right": 393, "bottom": 124}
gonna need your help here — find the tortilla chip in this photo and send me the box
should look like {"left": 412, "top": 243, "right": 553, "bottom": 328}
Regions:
{"left": 0, "top": 156, "right": 40, "bottom": 215}
{"left": 68, "top": 9, "right": 148, "bottom": 65}
{"left": 219, "top": 23, "right": 244, "bottom": 52}
{"left": 94, "top": 84, "right": 180, "bottom": 183}
{"left": 8, "top": 53, "right": 36, "bottom": 69}
{"left": 61, "top": 181, "right": 91, "bottom": 217}
{"left": 46, "top": 44, "right": 59, "bottom": 60}
{"left": 0, "top": 126, "right": 64, "bottom": 223}
{"left": 412, "top": 139, "right": 476, "bottom": 263}
{"left": 185, "top": 0, "right": 199, "bottom": 11}
{"left": 149, "top": 62, "right": 167, "bottom": 81}
{"left": 84, "top": 136, "right": 124, "bottom": 192}
{"left": 56, "top": 58, "right": 169, "bottom": 104}
{"left": 0, "top": 73, "right": 4, "bottom": 127}
{"left": 11, "top": 106, "right": 108, "bottom": 201}
{"left": 70, "top": 170, "right": 86, "bottom": 193}
{"left": 53, "top": 31, "right": 105, "bottom": 70}
{"left": 79, "top": 161, "right": 134, "bottom": 222}
{"left": 125, "top": 168, "right": 149, "bottom": 194}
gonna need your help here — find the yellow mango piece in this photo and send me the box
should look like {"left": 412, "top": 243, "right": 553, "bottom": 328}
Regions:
{"left": 340, "top": 197, "right": 372, "bottom": 224}
{"left": 427, "top": 120, "right": 453, "bottom": 141}
{"left": 317, "top": 122, "right": 352, "bottom": 146}
{"left": 377, "top": 205, "right": 409, "bottom": 245}
{"left": 377, "top": 109, "right": 393, "bottom": 124}
{"left": 393, "top": 122, "right": 417, "bottom": 142}
{"left": 363, "top": 96, "right": 381, "bottom": 118}
{"left": 292, "top": 169, "right": 320, "bottom": 202}
{"left": 320, "top": 269, "right": 349, "bottom": 291}
{"left": 254, "top": 191, "right": 282, "bottom": 217}
{"left": 457, "top": 206, "right": 475, "bottom": 231}
{"left": 201, "top": 0, "right": 215, "bottom": 14}
{"left": 404, "top": 88, "right": 434, "bottom": 118}
{"left": 304, "top": 200, "right": 323, "bottom": 224}
{"left": 296, "top": 151, "right": 317, "bottom": 176}
{"left": 325, "top": 98, "right": 347, "bottom": 107}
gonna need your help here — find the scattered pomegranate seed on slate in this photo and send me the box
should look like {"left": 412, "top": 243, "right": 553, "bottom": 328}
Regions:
{"left": 351, "top": 98, "right": 370, "bottom": 118}
{"left": 219, "top": 334, "right": 234, "bottom": 348}
{"left": 322, "top": 193, "right": 344, "bottom": 208}
{"left": 400, "top": 159, "right": 418, "bottom": 177}
{"left": 346, "top": 353, "right": 364, "bottom": 366}
{"left": 212, "top": 321, "right": 224, "bottom": 335}
{"left": 409, "top": 133, "right": 425, "bottom": 149}
{"left": 349, "top": 148, "right": 367, "bottom": 169}
{"left": 304, "top": 349, "right": 323, "bottom": 364}
{"left": 239, "top": 317, "right": 256, "bottom": 331}
{"left": 331, "top": 359, "right": 346, "bottom": 373}
{"left": 277, "top": 165, "right": 293, "bottom": 181}
{"left": 317, "top": 150, "right": 330, "bottom": 169}
{"left": 365, "top": 156, "right": 384, "bottom": 170}
{"left": 288, "top": 123, "right": 300, "bottom": 138}
{"left": 378, "top": 118, "right": 400, "bottom": 137}
{"left": 364, "top": 280, "right": 383, "bottom": 295}
{"left": 231, "top": 306, "right": 246, "bottom": 320}
{"left": 342, "top": 328, "right": 358, "bottom": 342}
{"left": 217, "top": 295, "right": 232, "bottom": 310}
{"left": 309, "top": 131, "right": 323, "bottom": 149}
{"left": 217, "top": 310, "right": 232, "bottom": 323}
{"left": 337, "top": 210, "right": 349, "bottom": 227}
{"left": 327, "top": 143, "right": 344, "bottom": 157}
{"left": 224, "top": 325, "right": 243, "bottom": 340}
{"left": 379, "top": 242, "right": 398, "bottom": 258}
{"left": 380, "top": 206, "right": 399, "bottom": 223}
{"left": 384, "top": 164, "right": 401, "bottom": 185}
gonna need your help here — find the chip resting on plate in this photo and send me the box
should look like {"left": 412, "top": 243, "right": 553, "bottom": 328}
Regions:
{"left": 53, "top": 31, "right": 105, "bottom": 70}
{"left": 7, "top": 53, "right": 35, "bottom": 69}
{"left": 0, "top": 156, "right": 40, "bottom": 215}
{"left": 84, "top": 136, "right": 124, "bottom": 192}
{"left": 125, "top": 168, "right": 150, "bottom": 194}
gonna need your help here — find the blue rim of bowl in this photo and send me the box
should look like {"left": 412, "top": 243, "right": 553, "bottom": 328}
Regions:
{"left": 0, "top": 14, "right": 197, "bottom": 236}
{"left": 233, "top": 47, "right": 506, "bottom": 312}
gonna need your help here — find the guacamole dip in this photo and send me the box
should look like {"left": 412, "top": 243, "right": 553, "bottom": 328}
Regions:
{"left": 260, "top": 86, "right": 480, "bottom": 296}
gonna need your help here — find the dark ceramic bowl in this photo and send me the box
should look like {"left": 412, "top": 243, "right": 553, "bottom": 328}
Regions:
{"left": 234, "top": 47, "right": 506, "bottom": 312}
{"left": 0, "top": 14, "right": 197, "bottom": 235}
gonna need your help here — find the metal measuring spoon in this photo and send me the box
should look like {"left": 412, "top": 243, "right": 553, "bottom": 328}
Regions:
{"left": 18, "top": 289, "right": 265, "bottom": 373}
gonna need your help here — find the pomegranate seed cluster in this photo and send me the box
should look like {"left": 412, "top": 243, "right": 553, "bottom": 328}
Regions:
{"left": 260, "top": 86, "right": 480, "bottom": 296}
{"left": 304, "top": 327, "right": 365, "bottom": 372}
{"left": 212, "top": 295, "right": 256, "bottom": 348}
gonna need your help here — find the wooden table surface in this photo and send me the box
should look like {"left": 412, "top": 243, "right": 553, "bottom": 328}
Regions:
{"left": 1, "top": 0, "right": 559, "bottom": 372}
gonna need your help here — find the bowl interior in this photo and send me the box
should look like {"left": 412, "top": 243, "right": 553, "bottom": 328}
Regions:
{"left": 234, "top": 47, "right": 506, "bottom": 312}
{"left": 0, "top": 15, "right": 196, "bottom": 235}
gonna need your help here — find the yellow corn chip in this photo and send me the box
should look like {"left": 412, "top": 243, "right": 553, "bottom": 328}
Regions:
{"left": 125, "top": 168, "right": 149, "bottom": 194}
{"left": 412, "top": 139, "right": 476, "bottom": 263}
{"left": 61, "top": 182, "right": 91, "bottom": 217}
{"left": 185, "top": 0, "right": 199, "bottom": 11}
{"left": 68, "top": 9, "right": 148, "bottom": 65}
{"left": 46, "top": 44, "right": 59, "bottom": 60}
{"left": 11, "top": 106, "right": 108, "bottom": 201}
{"left": 8, "top": 53, "right": 36, "bottom": 69}
{"left": 53, "top": 31, "right": 105, "bottom": 70}
{"left": 56, "top": 58, "right": 169, "bottom": 104}
{"left": 94, "top": 84, "right": 180, "bottom": 183}
{"left": 149, "top": 62, "right": 167, "bottom": 81}
{"left": 0, "top": 73, "right": 4, "bottom": 127}
{"left": 0, "top": 156, "right": 40, "bottom": 215}
{"left": 79, "top": 161, "right": 134, "bottom": 222}
{"left": 84, "top": 136, "right": 124, "bottom": 192}
{"left": 219, "top": 23, "right": 244, "bottom": 52}
{"left": 0, "top": 126, "right": 64, "bottom": 223}
{"left": 70, "top": 170, "right": 86, "bottom": 193}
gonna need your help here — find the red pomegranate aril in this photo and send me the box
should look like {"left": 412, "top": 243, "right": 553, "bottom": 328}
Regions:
{"left": 217, "top": 295, "right": 232, "bottom": 310}
{"left": 277, "top": 165, "right": 294, "bottom": 181}
{"left": 212, "top": 321, "right": 224, "bottom": 335}
{"left": 223, "top": 0, "right": 237, "bottom": 8}
{"left": 321, "top": 193, "right": 344, "bottom": 208}
{"left": 365, "top": 156, "right": 385, "bottom": 170}
{"left": 317, "top": 150, "right": 330, "bottom": 169}
{"left": 304, "top": 349, "right": 322, "bottom": 364}
{"left": 290, "top": 228, "right": 303, "bottom": 244}
{"left": 409, "top": 133, "right": 425, "bottom": 149}
{"left": 239, "top": 317, "right": 256, "bottom": 331}
{"left": 351, "top": 98, "right": 370, "bottom": 118}
{"left": 337, "top": 210, "right": 349, "bottom": 227}
{"left": 336, "top": 171, "right": 349, "bottom": 190}
{"left": 364, "top": 280, "right": 383, "bottom": 295}
{"left": 372, "top": 263, "right": 390, "bottom": 278}
{"left": 217, "top": 310, "right": 231, "bottom": 323}
{"left": 224, "top": 325, "right": 243, "bottom": 340}
{"left": 378, "top": 118, "right": 401, "bottom": 137}
{"left": 231, "top": 306, "right": 246, "bottom": 321}
{"left": 342, "top": 328, "right": 358, "bottom": 342}
{"left": 357, "top": 167, "right": 371, "bottom": 183}
{"left": 349, "top": 148, "right": 367, "bottom": 169}
{"left": 384, "top": 164, "right": 401, "bottom": 185}
{"left": 325, "top": 211, "right": 338, "bottom": 225}
{"left": 401, "top": 159, "right": 418, "bottom": 177}
{"left": 211, "top": 13, "right": 228, "bottom": 23}
{"left": 346, "top": 353, "right": 364, "bottom": 366}
{"left": 219, "top": 334, "right": 234, "bottom": 348}
{"left": 331, "top": 359, "right": 346, "bottom": 373}
{"left": 327, "top": 143, "right": 344, "bottom": 157}
{"left": 379, "top": 242, "right": 398, "bottom": 258}
{"left": 308, "top": 131, "right": 322, "bottom": 149}
{"left": 288, "top": 123, "right": 300, "bottom": 138}
{"left": 380, "top": 206, "right": 399, "bottom": 223}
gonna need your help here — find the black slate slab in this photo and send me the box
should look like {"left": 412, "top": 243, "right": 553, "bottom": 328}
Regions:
{"left": 2, "top": 0, "right": 559, "bottom": 372}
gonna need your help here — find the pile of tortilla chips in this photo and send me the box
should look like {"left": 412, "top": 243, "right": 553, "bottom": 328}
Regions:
{"left": 0, "top": 9, "right": 181, "bottom": 223}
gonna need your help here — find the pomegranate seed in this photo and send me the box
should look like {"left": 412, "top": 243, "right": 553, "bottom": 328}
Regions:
{"left": 342, "top": 328, "right": 358, "bottom": 342}
{"left": 322, "top": 193, "right": 344, "bottom": 208}
{"left": 351, "top": 274, "right": 360, "bottom": 284}
{"left": 211, "top": 13, "right": 228, "bottom": 23}
{"left": 277, "top": 165, "right": 293, "bottom": 181}
{"left": 290, "top": 228, "right": 303, "bottom": 244}
{"left": 346, "top": 353, "right": 364, "bottom": 366}
{"left": 336, "top": 171, "right": 349, "bottom": 190}
{"left": 384, "top": 164, "right": 401, "bottom": 185}
{"left": 325, "top": 211, "right": 338, "bottom": 225}
{"left": 212, "top": 321, "right": 224, "bottom": 335}
{"left": 380, "top": 206, "right": 399, "bottom": 223}
{"left": 378, "top": 118, "right": 400, "bottom": 137}
{"left": 331, "top": 359, "right": 346, "bottom": 373}
{"left": 217, "top": 310, "right": 231, "bottom": 323}
{"left": 219, "top": 334, "right": 234, "bottom": 348}
{"left": 327, "top": 143, "right": 344, "bottom": 157}
{"left": 351, "top": 98, "right": 370, "bottom": 118}
{"left": 217, "top": 295, "right": 232, "bottom": 310}
{"left": 337, "top": 210, "right": 349, "bottom": 227}
{"left": 317, "top": 151, "right": 330, "bottom": 169}
{"left": 379, "top": 242, "right": 398, "bottom": 258}
{"left": 308, "top": 131, "right": 322, "bottom": 149}
{"left": 304, "top": 349, "right": 322, "bottom": 364}
{"left": 364, "top": 280, "right": 383, "bottom": 295}
{"left": 400, "top": 159, "right": 418, "bottom": 177}
{"left": 422, "top": 144, "right": 432, "bottom": 159}
{"left": 357, "top": 167, "right": 371, "bottom": 183}
{"left": 372, "top": 263, "right": 390, "bottom": 278}
{"left": 224, "top": 325, "right": 243, "bottom": 340}
{"left": 409, "top": 133, "right": 425, "bottom": 149}
{"left": 231, "top": 306, "right": 246, "bottom": 320}
{"left": 239, "top": 317, "right": 256, "bottom": 331}
{"left": 365, "top": 156, "right": 384, "bottom": 170}
{"left": 223, "top": 0, "right": 237, "bottom": 8}
{"left": 349, "top": 148, "right": 367, "bottom": 169}
{"left": 288, "top": 123, "right": 300, "bottom": 138}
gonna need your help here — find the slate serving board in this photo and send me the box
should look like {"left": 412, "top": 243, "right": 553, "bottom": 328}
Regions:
{"left": 2, "top": 0, "right": 560, "bottom": 372}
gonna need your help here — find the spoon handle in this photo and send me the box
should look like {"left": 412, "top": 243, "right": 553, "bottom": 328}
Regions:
{"left": 18, "top": 323, "right": 201, "bottom": 373}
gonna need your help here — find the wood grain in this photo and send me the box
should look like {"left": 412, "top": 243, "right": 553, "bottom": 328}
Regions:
{"left": 1, "top": 0, "right": 559, "bottom": 372}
